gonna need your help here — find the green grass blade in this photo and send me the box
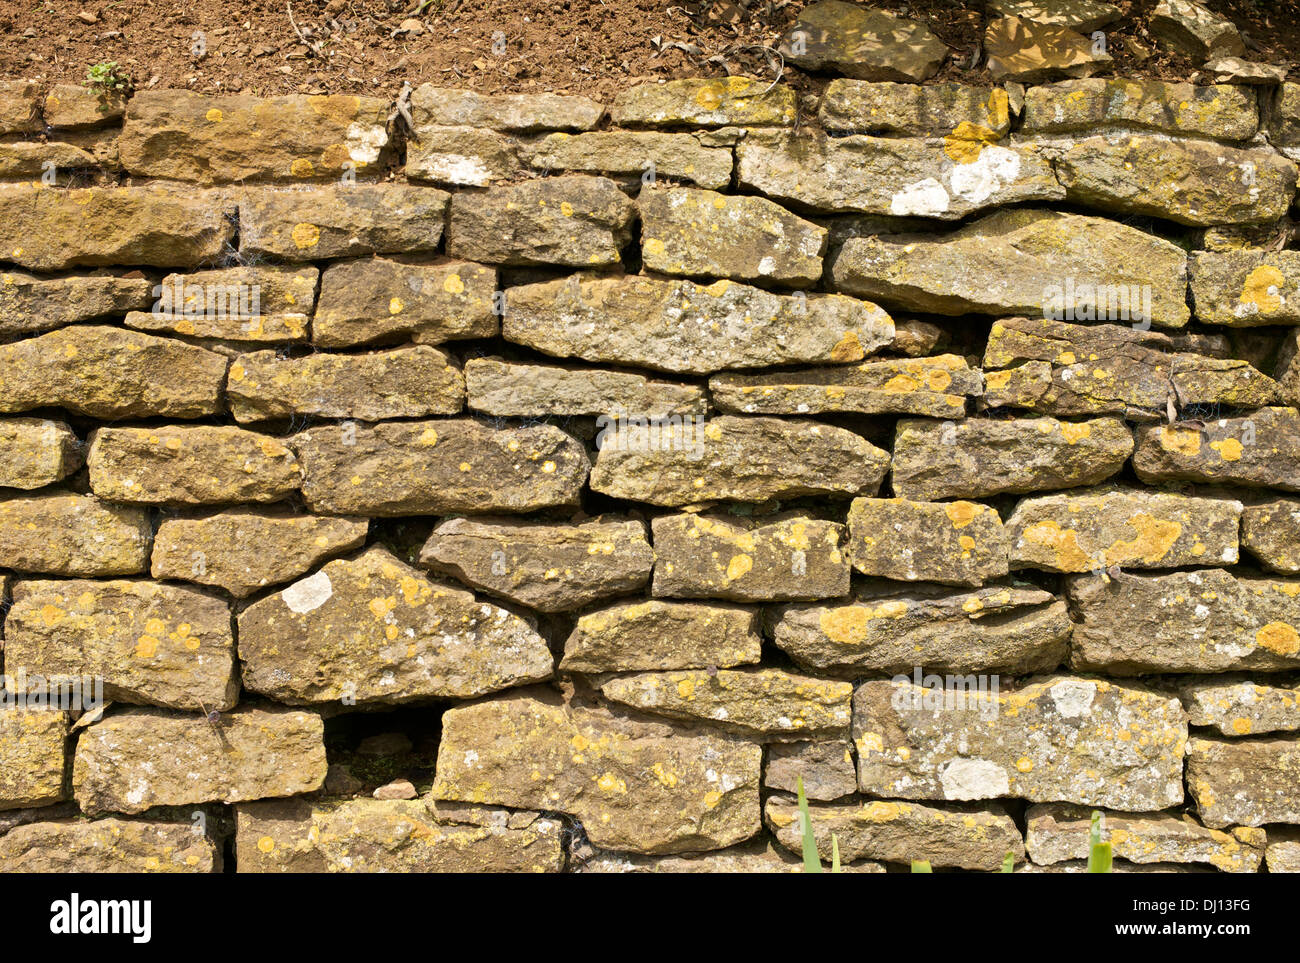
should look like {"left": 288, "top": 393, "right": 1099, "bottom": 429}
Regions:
{"left": 1088, "top": 810, "right": 1113, "bottom": 873}
{"left": 1001, "top": 851, "right": 1015, "bottom": 873}
{"left": 911, "top": 859, "right": 932, "bottom": 873}
{"left": 796, "top": 776, "right": 821, "bottom": 873}
{"left": 831, "top": 834, "right": 841, "bottom": 873}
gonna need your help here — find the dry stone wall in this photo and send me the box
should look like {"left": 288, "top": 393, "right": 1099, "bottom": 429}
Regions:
{"left": 2, "top": 68, "right": 1300, "bottom": 872}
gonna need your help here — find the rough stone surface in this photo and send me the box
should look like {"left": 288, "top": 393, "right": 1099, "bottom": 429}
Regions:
{"left": 0, "top": 709, "right": 68, "bottom": 811}
{"left": 1267, "top": 838, "right": 1300, "bottom": 872}
{"left": 87, "top": 425, "right": 301, "bottom": 506}
{"left": 419, "top": 516, "right": 653, "bottom": 613}
{"left": 0, "top": 184, "right": 234, "bottom": 271}
{"left": 612, "top": 77, "right": 797, "bottom": 128}
{"left": 409, "top": 85, "right": 605, "bottom": 132}
{"left": 405, "top": 126, "right": 522, "bottom": 186}
{"left": 446, "top": 176, "right": 635, "bottom": 267}
{"left": 0, "top": 80, "right": 40, "bottom": 135}
{"left": 126, "top": 264, "right": 316, "bottom": 343}
{"left": 0, "top": 270, "right": 153, "bottom": 338}
{"left": 0, "top": 818, "right": 219, "bottom": 873}
{"left": 1190, "top": 250, "right": 1300, "bottom": 326}
{"left": 639, "top": 187, "right": 826, "bottom": 287}
{"left": 1150, "top": 0, "right": 1245, "bottom": 60}
{"left": 1177, "top": 678, "right": 1300, "bottom": 737}
{"left": 580, "top": 840, "right": 881, "bottom": 872}
{"left": 845, "top": 497, "right": 1011, "bottom": 587}
{"left": 599, "top": 668, "right": 854, "bottom": 742}
{"left": 1242, "top": 498, "right": 1300, "bottom": 574}
{"left": 590, "top": 416, "right": 889, "bottom": 506}
{"left": 710, "top": 355, "right": 980, "bottom": 418}
{"left": 0, "top": 418, "right": 81, "bottom": 490}
{"left": 235, "top": 798, "right": 564, "bottom": 873}
{"left": 0, "top": 326, "right": 228, "bottom": 419}
{"left": 891, "top": 416, "right": 1134, "bottom": 501}
{"left": 764, "top": 741, "right": 858, "bottom": 801}
{"left": 240, "top": 185, "right": 450, "bottom": 260}
{"left": 1005, "top": 487, "right": 1242, "bottom": 572}
{"left": 737, "top": 130, "right": 1062, "bottom": 220}
{"left": 853, "top": 675, "right": 1188, "bottom": 809}
{"left": 150, "top": 510, "right": 369, "bottom": 597}
{"left": 1186, "top": 736, "right": 1300, "bottom": 827}
{"left": 503, "top": 274, "right": 893, "bottom": 374}
{"left": 1023, "top": 79, "right": 1257, "bottom": 139}
{"left": 773, "top": 582, "right": 1071, "bottom": 676}
{"left": 313, "top": 257, "right": 497, "bottom": 348}
{"left": 228, "top": 346, "right": 465, "bottom": 423}
{"left": 1068, "top": 568, "right": 1300, "bottom": 674}
{"left": 987, "top": 0, "right": 1121, "bottom": 32}
{"left": 292, "top": 419, "right": 588, "bottom": 516}
{"left": 5, "top": 578, "right": 237, "bottom": 711}
{"left": 238, "top": 545, "right": 553, "bottom": 705}
{"left": 831, "top": 208, "right": 1190, "bottom": 328}
{"left": 74, "top": 706, "right": 327, "bottom": 815}
{"left": 1026, "top": 804, "right": 1264, "bottom": 871}
{"left": 766, "top": 795, "right": 1025, "bottom": 871}
{"left": 777, "top": 1, "right": 948, "bottom": 82}
{"left": 1133, "top": 408, "right": 1300, "bottom": 491}
{"left": 431, "top": 690, "right": 763, "bottom": 854}
{"left": 651, "top": 512, "right": 849, "bottom": 602}
{"left": 560, "top": 600, "right": 762, "bottom": 673}
{"left": 984, "top": 16, "right": 1112, "bottom": 82}
{"left": 818, "top": 81, "right": 1010, "bottom": 137}
{"left": 528, "top": 132, "right": 733, "bottom": 189}
{"left": 0, "top": 495, "right": 151, "bottom": 577}
{"left": 466, "top": 358, "right": 705, "bottom": 417}
{"left": 119, "top": 90, "right": 392, "bottom": 183}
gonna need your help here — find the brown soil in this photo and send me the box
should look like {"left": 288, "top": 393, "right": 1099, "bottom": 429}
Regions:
{"left": 0, "top": 0, "right": 1298, "bottom": 99}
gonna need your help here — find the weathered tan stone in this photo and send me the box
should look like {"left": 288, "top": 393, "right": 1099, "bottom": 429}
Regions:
{"left": 74, "top": 705, "right": 326, "bottom": 815}
{"left": 1242, "top": 497, "right": 1300, "bottom": 573}
{"left": 613, "top": 77, "right": 796, "bottom": 128}
{"left": 228, "top": 346, "right": 464, "bottom": 423}
{"left": 766, "top": 795, "right": 1025, "bottom": 871}
{"left": 0, "top": 141, "right": 98, "bottom": 178}
{"left": 431, "top": 689, "right": 763, "bottom": 854}
{"left": 238, "top": 545, "right": 552, "bottom": 705}
{"left": 0, "top": 80, "right": 40, "bottom": 135}
{"left": 1205, "top": 57, "right": 1289, "bottom": 85}
{"left": 819, "top": 81, "right": 1010, "bottom": 137}
{"left": 765, "top": 741, "right": 858, "bottom": 801}
{"left": 5, "top": 578, "right": 236, "bottom": 711}
{"left": 0, "top": 418, "right": 81, "bottom": 489}
{"left": 0, "top": 818, "right": 218, "bottom": 872}
{"left": 639, "top": 187, "right": 826, "bottom": 287}
{"left": 409, "top": 85, "right": 605, "bottom": 132}
{"left": 1150, "top": 0, "right": 1245, "bottom": 60}
{"left": 777, "top": 1, "right": 947, "bottom": 82}
{"left": 854, "top": 675, "right": 1188, "bottom": 808}
{"left": 313, "top": 257, "right": 497, "bottom": 348}
{"left": 987, "top": 0, "right": 1120, "bottom": 31}
{"left": 151, "top": 510, "right": 369, "bottom": 597}
{"left": 560, "top": 599, "right": 762, "bottom": 673}
{"left": 1053, "top": 135, "right": 1297, "bottom": 226}
{"left": 446, "top": 176, "right": 635, "bottom": 266}
{"left": 1026, "top": 804, "right": 1264, "bottom": 872}
{"left": 737, "top": 130, "right": 1062, "bottom": 220}
{"left": 1019, "top": 859, "right": 1213, "bottom": 873}
{"left": 0, "top": 495, "right": 151, "bottom": 577}
{"left": 1267, "top": 837, "right": 1300, "bottom": 872}
{"left": 126, "top": 264, "right": 316, "bottom": 343}
{"left": 832, "top": 208, "right": 1191, "bottom": 327}
{"left": 984, "top": 316, "right": 1228, "bottom": 369}
{"left": 711, "top": 355, "right": 979, "bottom": 417}
{"left": 466, "top": 358, "right": 705, "bottom": 417}
{"left": 87, "top": 425, "right": 300, "bottom": 506}
{"left": 419, "top": 516, "right": 652, "bottom": 613}
{"left": 1023, "top": 79, "right": 1257, "bottom": 138}
{"left": 1187, "top": 736, "right": 1300, "bottom": 827}
{"left": 1191, "top": 250, "right": 1300, "bottom": 326}
{"left": 504, "top": 274, "right": 893, "bottom": 374}
{"left": 845, "top": 497, "right": 1010, "bottom": 587}
{"left": 590, "top": 416, "right": 889, "bottom": 506}
{"left": 1177, "top": 677, "right": 1300, "bottom": 737}
{"left": 1266, "top": 83, "right": 1300, "bottom": 157}
{"left": 1133, "top": 408, "right": 1300, "bottom": 491}
{"left": 240, "top": 185, "right": 448, "bottom": 260}
{"left": 42, "top": 84, "right": 127, "bottom": 129}
{"left": 651, "top": 512, "right": 849, "bottom": 602}
{"left": 529, "top": 132, "right": 733, "bottom": 189}
{"left": 0, "top": 185, "right": 234, "bottom": 270}
{"left": 119, "top": 90, "right": 392, "bottom": 183}
{"left": 580, "top": 840, "right": 882, "bottom": 873}
{"left": 0, "top": 326, "right": 227, "bottom": 420}
{"left": 892, "top": 416, "right": 1133, "bottom": 501}
{"left": 1067, "top": 568, "right": 1300, "bottom": 673}
{"left": 600, "top": 668, "right": 853, "bottom": 742}
{"left": 292, "top": 419, "right": 588, "bottom": 516}
{"left": 0, "top": 709, "right": 67, "bottom": 811}
{"left": 235, "top": 797, "right": 564, "bottom": 873}
{"left": 1006, "top": 486, "right": 1242, "bottom": 573}
{"left": 984, "top": 16, "right": 1112, "bottom": 82}
{"left": 405, "top": 126, "right": 522, "bottom": 186}
{"left": 773, "top": 582, "right": 1071, "bottom": 676}
{"left": 0, "top": 270, "right": 153, "bottom": 338}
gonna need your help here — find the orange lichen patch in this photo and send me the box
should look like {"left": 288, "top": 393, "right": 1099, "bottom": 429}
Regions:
{"left": 1210, "top": 438, "right": 1244, "bottom": 462}
{"left": 1159, "top": 427, "right": 1202, "bottom": 456}
{"left": 290, "top": 222, "right": 320, "bottom": 249}
{"left": 829, "top": 330, "right": 864, "bottom": 362}
{"left": 1108, "top": 513, "right": 1181, "bottom": 566}
{"left": 818, "top": 600, "right": 907, "bottom": 645}
{"left": 724, "top": 553, "right": 753, "bottom": 581}
{"left": 883, "top": 373, "right": 920, "bottom": 393}
{"left": 1257, "top": 622, "right": 1300, "bottom": 656}
{"left": 1058, "top": 422, "right": 1092, "bottom": 444}
{"left": 1021, "top": 519, "right": 1091, "bottom": 571}
{"left": 983, "top": 368, "right": 1014, "bottom": 391}
{"left": 1239, "top": 264, "right": 1286, "bottom": 315}
{"left": 942, "top": 121, "right": 1001, "bottom": 163}
{"left": 944, "top": 501, "right": 982, "bottom": 528}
